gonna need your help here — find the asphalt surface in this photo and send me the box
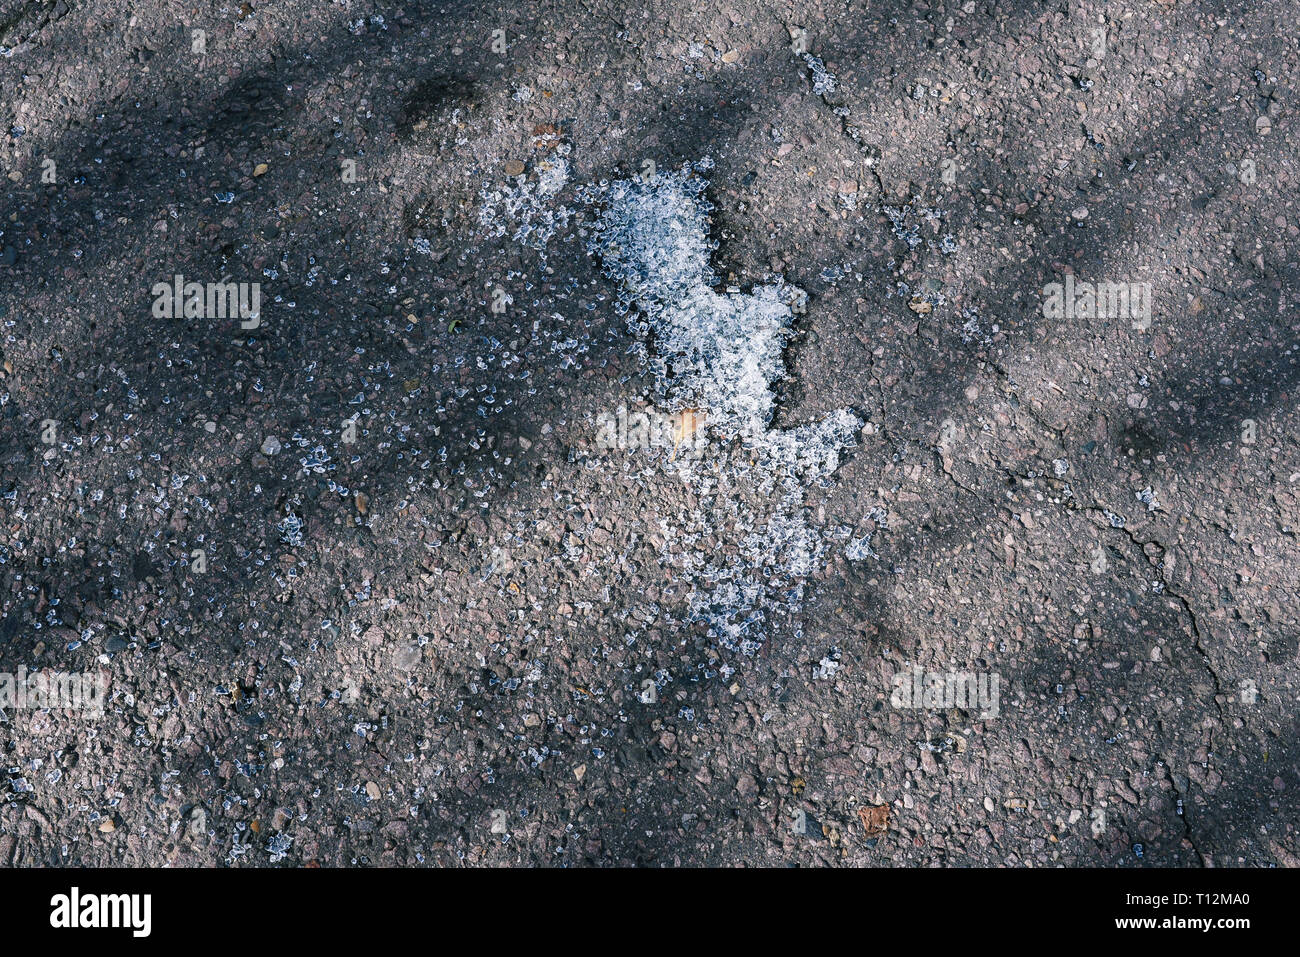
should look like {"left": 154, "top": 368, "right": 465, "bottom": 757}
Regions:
{"left": 0, "top": 0, "right": 1297, "bottom": 866}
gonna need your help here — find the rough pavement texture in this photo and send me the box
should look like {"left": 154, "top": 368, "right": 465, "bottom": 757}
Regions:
{"left": 1, "top": 0, "right": 1297, "bottom": 866}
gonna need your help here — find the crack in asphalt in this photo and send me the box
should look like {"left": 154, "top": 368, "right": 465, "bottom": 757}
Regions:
{"left": 1089, "top": 508, "right": 1228, "bottom": 716}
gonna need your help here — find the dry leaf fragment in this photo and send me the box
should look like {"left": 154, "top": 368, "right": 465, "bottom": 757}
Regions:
{"left": 858, "top": 803, "right": 889, "bottom": 836}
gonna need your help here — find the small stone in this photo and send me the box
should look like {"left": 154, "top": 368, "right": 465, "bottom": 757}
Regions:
{"left": 254, "top": 162, "right": 269, "bottom": 176}
{"left": 504, "top": 159, "right": 525, "bottom": 176}
{"left": 1071, "top": 206, "right": 1088, "bottom": 220}
{"left": 260, "top": 435, "right": 282, "bottom": 455}
{"left": 736, "top": 773, "right": 758, "bottom": 799}
{"left": 365, "top": 781, "right": 381, "bottom": 800}
{"left": 394, "top": 644, "right": 421, "bottom": 670}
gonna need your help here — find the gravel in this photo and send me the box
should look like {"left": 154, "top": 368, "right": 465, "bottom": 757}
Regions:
{"left": 0, "top": 0, "right": 1296, "bottom": 868}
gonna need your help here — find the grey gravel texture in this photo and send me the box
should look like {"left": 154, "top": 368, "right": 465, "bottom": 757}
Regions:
{"left": 0, "top": 0, "right": 1297, "bottom": 867}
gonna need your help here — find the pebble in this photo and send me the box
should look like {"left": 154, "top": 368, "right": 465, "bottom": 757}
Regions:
{"left": 187, "top": 807, "right": 207, "bottom": 841}
{"left": 260, "top": 435, "right": 282, "bottom": 455}
{"left": 394, "top": 644, "right": 421, "bottom": 670}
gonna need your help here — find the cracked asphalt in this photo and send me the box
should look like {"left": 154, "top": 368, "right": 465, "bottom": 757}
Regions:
{"left": 0, "top": 0, "right": 1297, "bottom": 867}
